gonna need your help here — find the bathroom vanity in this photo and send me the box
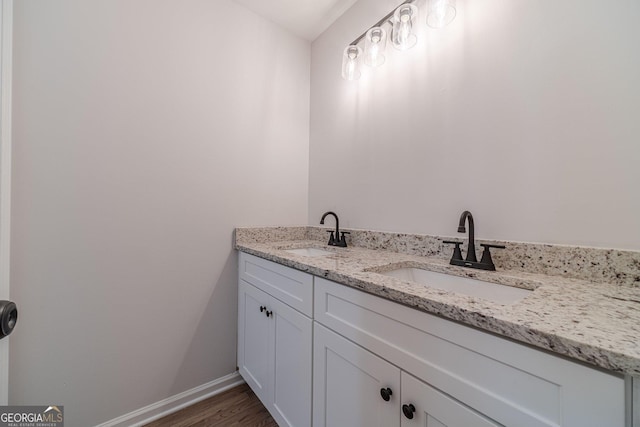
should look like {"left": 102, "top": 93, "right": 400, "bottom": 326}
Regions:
{"left": 236, "top": 227, "right": 639, "bottom": 427}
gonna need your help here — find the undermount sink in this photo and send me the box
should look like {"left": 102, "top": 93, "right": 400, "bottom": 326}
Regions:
{"left": 380, "top": 267, "right": 531, "bottom": 304}
{"left": 285, "top": 248, "right": 334, "bottom": 257}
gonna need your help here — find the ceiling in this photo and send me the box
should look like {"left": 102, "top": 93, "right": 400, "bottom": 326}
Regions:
{"left": 233, "top": 0, "right": 359, "bottom": 41}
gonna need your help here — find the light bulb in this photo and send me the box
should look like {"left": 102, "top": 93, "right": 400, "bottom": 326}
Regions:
{"left": 364, "top": 27, "right": 387, "bottom": 67}
{"left": 341, "top": 45, "right": 362, "bottom": 81}
{"left": 427, "top": 0, "right": 456, "bottom": 28}
{"left": 392, "top": 4, "right": 418, "bottom": 50}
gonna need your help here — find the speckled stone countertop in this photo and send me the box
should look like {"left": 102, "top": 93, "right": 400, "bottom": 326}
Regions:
{"left": 235, "top": 227, "right": 640, "bottom": 377}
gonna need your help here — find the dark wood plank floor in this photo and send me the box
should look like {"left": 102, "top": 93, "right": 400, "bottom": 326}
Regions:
{"left": 145, "top": 383, "right": 278, "bottom": 427}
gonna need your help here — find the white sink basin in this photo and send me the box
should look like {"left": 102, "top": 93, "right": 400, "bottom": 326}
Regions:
{"left": 381, "top": 267, "right": 531, "bottom": 304}
{"left": 285, "top": 248, "right": 334, "bottom": 257}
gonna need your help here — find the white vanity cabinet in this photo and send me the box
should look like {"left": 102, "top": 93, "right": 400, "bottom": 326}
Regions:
{"left": 314, "top": 277, "right": 626, "bottom": 427}
{"left": 237, "top": 253, "right": 313, "bottom": 427}
{"left": 237, "top": 251, "right": 629, "bottom": 427}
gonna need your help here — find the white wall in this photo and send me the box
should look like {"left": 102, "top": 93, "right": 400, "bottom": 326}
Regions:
{"left": 309, "top": 0, "right": 640, "bottom": 250}
{"left": 11, "top": 1, "right": 309, "bottom": 425}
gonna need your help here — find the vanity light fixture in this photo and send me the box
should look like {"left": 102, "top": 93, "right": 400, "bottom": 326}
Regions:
{"left": 364, "top": 27, "right": 387, "bottom": 67}
{"left": 391, "top": 3, "right": 418, "bottom": 50}
{"left": 426, "top": 0, "right": 456, "bottom": 28}
{"left": 341, "top": 45, "right": 363, "bottom": 81}
{"left": 341, "top": 0, "right": 457, "bottom": 80}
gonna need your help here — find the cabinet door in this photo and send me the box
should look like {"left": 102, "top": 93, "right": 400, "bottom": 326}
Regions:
{"left": 270, "top": 297, "right": 312, "bottom": 427}
{"left": 400, "top": 372, "right": 501, "bottom": 427}
{"left": 313, "top": 323, "right": 400, "bottom": 427}
{"left": 237, "top": 280, "right": 272, "bottom": 406}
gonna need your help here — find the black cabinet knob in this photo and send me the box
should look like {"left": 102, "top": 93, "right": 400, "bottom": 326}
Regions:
{"left": 259, "top": 306, "right": 266, "bottom": 312}
{"left": 265, "top": 310, "right": 273, "bottom": 317}
{"left": 402, "top": 403, "right": 416, "bottom": 419}
{"left": 380, "top": 387, "right": 393, "bottom": 402}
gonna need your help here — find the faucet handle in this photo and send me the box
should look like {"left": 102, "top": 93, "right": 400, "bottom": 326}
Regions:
{"left": 480, "top": 243, "right": 506, "bottom": 250}
{"left": 479, "top": 244, "right": 505, "bottom": 271}
{"left": 338, "top": 231, "right": 350, "bottom": 247}
{"left": 443, "top": 240, "right": 463, "bottom": 262}
{"left": 326, "top": 230, "right": 336, "bottom": 246}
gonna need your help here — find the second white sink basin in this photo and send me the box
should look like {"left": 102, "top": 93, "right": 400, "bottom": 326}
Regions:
{"left": 285, "top": 248, "right": 334, "bottom": 257}
{"left": 381, "top": 267, "right": 531, "bottom": 304}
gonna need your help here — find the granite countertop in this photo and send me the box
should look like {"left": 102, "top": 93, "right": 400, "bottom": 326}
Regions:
{"left": 236, "top": 233, "right": 640, "bottom": 377}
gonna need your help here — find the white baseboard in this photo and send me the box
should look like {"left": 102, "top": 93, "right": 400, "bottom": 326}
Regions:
{"left": 95, "top": 371, "right": 244, "bottom": 427}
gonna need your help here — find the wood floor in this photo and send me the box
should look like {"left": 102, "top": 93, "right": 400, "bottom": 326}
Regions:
{"left": 145, "top": 383, "right": 278, "bottom": 427}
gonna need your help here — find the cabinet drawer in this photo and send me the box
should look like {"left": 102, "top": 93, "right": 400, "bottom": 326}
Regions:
{"left": 315, "top": 278, "right": 625, "bottom": 427}
{"left": 239, "top": 252, "right": 313, "bottom": 316}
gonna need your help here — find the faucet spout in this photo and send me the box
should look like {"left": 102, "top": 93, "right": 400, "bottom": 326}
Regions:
{"left": 458, "top": 210, "right": 477, "bottom": 263}
{"left": 320, "top": 211, "right": 339, "bottom": 235}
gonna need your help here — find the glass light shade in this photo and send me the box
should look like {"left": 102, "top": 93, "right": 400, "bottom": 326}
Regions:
{"left": 364, "top": 27, "right": 387, "bottom": 67}
{"left": 427, "top": 0, "right": 456, "bottom": 28}
{"left": 341, "top": 45, "right": 362, "bottom": 81}
{"left": 392, "top": 4, "right": 418, "bottom": 50}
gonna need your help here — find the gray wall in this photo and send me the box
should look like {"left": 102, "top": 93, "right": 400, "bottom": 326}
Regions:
{"left": 309, "top": 0, "right": 640, "bottom": 250}
{"left": 10, "top": 1, "right": 309, "bottom": 425}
